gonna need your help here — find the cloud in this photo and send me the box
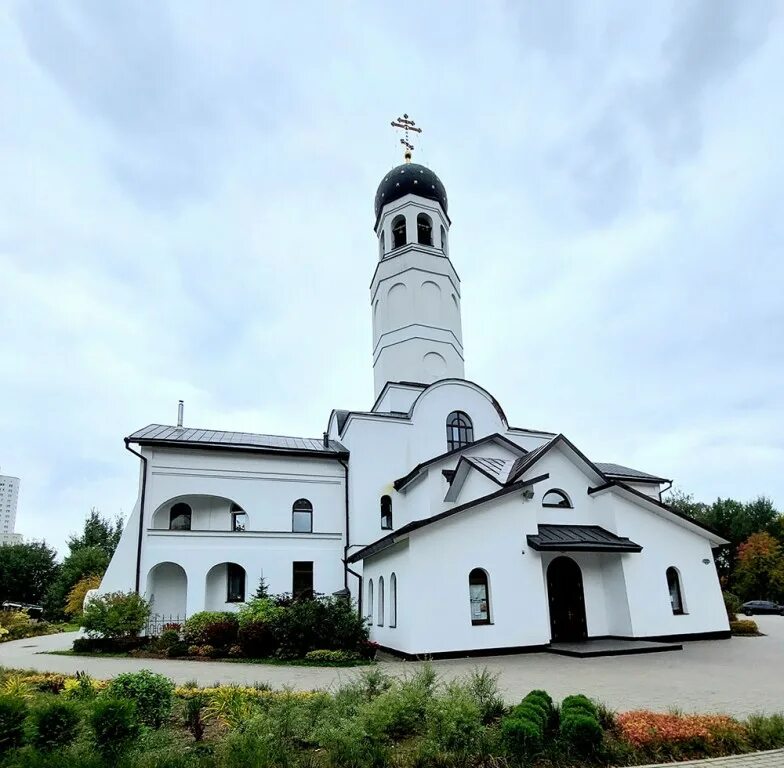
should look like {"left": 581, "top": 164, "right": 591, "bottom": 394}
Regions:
{"left": 1, "top": 1, "right": 782, "bottom": 554}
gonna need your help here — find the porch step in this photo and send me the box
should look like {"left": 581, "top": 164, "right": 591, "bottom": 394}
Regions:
{"left": 547, "top": 638, "right": 682, "bottom": 658}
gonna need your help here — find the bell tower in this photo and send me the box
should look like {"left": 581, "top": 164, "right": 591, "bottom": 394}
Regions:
{"left": 370, "top": 115, "right": 465, "bottom": 399}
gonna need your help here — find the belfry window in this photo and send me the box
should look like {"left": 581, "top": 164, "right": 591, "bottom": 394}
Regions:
{"left": 417, "top": 213, "right": 433, "bottom": 245}
{"left": 667, "top": 567, "right": 685, "bottom": 615}
{"left": 379, "top": 231, "right": 385, "bottom": 258}
{"left": 446, "top": 411, "right": 473, "bottom": 451}
{"left": 392, "top": 215, "right": 407, "bottom": 249}
{"left": 440, "top": 224, "right": 447, "bottom": 253}
{"left": 169, "top": 502, "right": 192, "bottom": 531}
{"left": 380, "top": 495, "right": 393, "bottom": 530}
{"left": 292, "top": 498, "right": 313, "bottom": 533}
{"left": 469, "top": 568, "right": 491, "bottom": 625}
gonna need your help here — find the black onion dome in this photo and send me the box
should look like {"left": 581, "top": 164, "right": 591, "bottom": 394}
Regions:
{"left": 374, "top": 163, "right": 448, "bottom": 220}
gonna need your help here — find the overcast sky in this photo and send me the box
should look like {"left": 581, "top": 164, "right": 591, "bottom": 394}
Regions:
{"left": 1, "top": 1, "right": 782, "bottom": 556}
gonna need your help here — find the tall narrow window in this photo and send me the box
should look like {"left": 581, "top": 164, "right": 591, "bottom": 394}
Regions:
{"left": 392, "top": 215, "right": 407, "bottom": 249}
{"left": 390, "top": 573, "right": 397, "bottom": 628}
{"left": 446, "top": 411, "right": 474, "bottom": 451}
{"left": 666, "top": 567, "right": 685, "bottom": 615}
{"left": 293, "top": 561, "right": 314, "bottom": 600}
{"left": 380, "top": 495, "right": 393, "bottom": 530}
{"left": 230, "top": 502, "right": 247, "bottom": 531}
{"left": 292, "top": 499, "right": 313, "bottom": 533}
{"left": 440, "top": 224, "right": 447, "bottom": 254}
{"left": 367, "top": 579, "right": 374, "bottom": 621}
{"left": 378, "top": 576, "right": 385, "bottom": 626}
{"left": 469, "top": 568, "right": 491, "bottom": 625}
{"left": 226, "top": 563, "right": 246, "bottom": 603}
{"left": 417, "top": 213, "right": 433, "bottom": 245}
{"left": 379, "top": 231, "right": 385, "bottom": 258}
{"left": 169, "top": 502, "right": 192, "bottom": 531}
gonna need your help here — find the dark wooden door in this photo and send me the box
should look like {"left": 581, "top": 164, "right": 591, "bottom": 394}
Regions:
{"left": 547, "top": 556, "right": 587, "bottom": 642}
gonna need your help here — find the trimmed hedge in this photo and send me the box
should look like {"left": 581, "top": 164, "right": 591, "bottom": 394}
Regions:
{"left": 501, "top": 689, "right": 554, "bottom": 757}
{"left": 183, "top": 612, "right": 238, "bottom": 646}
{"left": 560, "top": 693, "right": 602, "bottom": 755}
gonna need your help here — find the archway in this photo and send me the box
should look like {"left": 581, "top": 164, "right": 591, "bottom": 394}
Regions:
{"left": 205, "top": 562, "right": 247, "bottom": 610}
{"left": 546, "top": 556, "right": 587, "bottom": 642}
{"left": 146, "top": 562, "right": 187, "bottom": 620}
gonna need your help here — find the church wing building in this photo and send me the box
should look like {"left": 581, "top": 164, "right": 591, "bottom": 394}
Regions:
{"left": 99, "top": 149, "right": 730, "bottom": 657}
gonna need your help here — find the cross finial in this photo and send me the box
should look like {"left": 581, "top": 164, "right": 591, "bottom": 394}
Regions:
{"left": 390, "top": 113, "right": 422, "bottom": 163}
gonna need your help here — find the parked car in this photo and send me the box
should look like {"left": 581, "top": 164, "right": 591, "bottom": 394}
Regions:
{"left": 741, "top": 600, "right": 784, "bottom": 616}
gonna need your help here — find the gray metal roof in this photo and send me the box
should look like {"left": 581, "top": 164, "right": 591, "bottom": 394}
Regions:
{"left": 594, "top": 462, "right": 667, "bottom": 483}
{"left": 465, "top": 456, "right": 518, "bottom": 484}
{"left": 527, "top": 524, "right": 642, "bottom": 553}
{"left": 127, "top": 424, "right": 348, "bottom": 456}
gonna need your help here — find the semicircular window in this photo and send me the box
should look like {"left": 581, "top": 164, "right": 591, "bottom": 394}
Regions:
{"left": 542, "top": 489, "right": 572, "bottom": 508}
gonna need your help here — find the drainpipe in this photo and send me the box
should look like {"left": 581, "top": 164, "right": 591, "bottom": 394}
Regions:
{"left": 124, "top": 439, "right": 148, "bottom": 594}
{"left": 338, "top": 458, "right": 350, "bottom": 591}
{"left": 345, "top": 562, "right": 363, "bottom": 617}
{"left": 659, "top": 479, "right": 673, "bottom": 503}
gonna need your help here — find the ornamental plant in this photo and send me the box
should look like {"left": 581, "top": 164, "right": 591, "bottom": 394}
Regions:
{"left": 183, "top": 611, "right": 238, "bottom": 645}
{"left": 90, "top": 698, "right": 140, "bottom": 758}
{"left": 81, "top": 590, "right": 150, "bottom": 638}
{"left": 559, "top": 694, "right": 603, "bottom": 755}
{"left": 617, "top": 710, "right": 744, "bottom": 749}
{"left": 106, "top": 670, "right": 175, "bottom": 728}
{"left": 28, "top": 699, "right": 81, "bottom": 751}
{"left": 0, "top": 695, "right": 28, "bottom": 753}
{"left": 500, "top": 689, "right": 553, "bottom": 757}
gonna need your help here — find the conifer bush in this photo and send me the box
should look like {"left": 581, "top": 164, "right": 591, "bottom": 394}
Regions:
{"left": 28, "top": 698, "right": 81, "bottom": 751}
{"left": 89, "top": 698, "right": 140, "bottom": 757}
{"left": 0, "top": 695, "right": 28, "bottom": 753}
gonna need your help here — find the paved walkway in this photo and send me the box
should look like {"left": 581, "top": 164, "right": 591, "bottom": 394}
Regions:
{"left": 2, "top": 616, "right": 783, "bottom": 716}
{"left": 635, "top": 749, "right": 784, "bottom": 766}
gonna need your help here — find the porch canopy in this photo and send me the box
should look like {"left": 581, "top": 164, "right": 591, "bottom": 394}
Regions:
{"left": 527, "top": 524, "right": 642, "bottom": 553}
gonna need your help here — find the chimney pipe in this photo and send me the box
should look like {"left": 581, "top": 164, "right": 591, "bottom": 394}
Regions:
{"left": 177, "top": 400, "right": 184, "bottom": 429}
{"left": 323, "top": 431, "right": 329, "bottom": 448}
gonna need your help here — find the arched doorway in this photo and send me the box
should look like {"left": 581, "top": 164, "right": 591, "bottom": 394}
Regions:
{"left": 546, "top": 556, "right": 587, "bottom": 642}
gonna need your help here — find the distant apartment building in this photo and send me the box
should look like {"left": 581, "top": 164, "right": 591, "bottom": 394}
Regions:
{"left": 0, "top": 475, "right": 22, "bottom": 545}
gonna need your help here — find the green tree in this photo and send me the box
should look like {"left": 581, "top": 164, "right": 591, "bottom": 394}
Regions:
{"left": 733, "top": 532, "right": 784, "bottom": 602}
{"left": 0, "top": 542, "right": 59, "bottom": 604}
{"left": 42, "top": 508, "right": 123, "bottom": 620}
{"left": 67, "top": 507, "right": 123, "bottom": 558}
{"left": 665, "top": 490, "right": 782, "bottom": 581}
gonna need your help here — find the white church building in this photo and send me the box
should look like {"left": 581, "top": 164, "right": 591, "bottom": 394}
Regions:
{"left": 99, "top": 146, "right": 730, "bottom": 657}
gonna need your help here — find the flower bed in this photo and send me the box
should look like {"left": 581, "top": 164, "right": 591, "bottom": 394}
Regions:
{"left": 0, "top": 667, "right": 782, "bottom": 767}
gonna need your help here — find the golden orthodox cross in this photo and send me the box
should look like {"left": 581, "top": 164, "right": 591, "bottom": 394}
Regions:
{"left": 390, "top": 113, "right": 422, "bottom": 162}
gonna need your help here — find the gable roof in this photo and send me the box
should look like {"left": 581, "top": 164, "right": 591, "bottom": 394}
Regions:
{"left": 127, "top": 424, "right": 348, "bottom": 458}
{"left": 393, "top": 433, "right": 528, "bottom": 491}
{"left": 594, "top": 462, "right": 669, "bottom": 484}
{"left": 506, "top": 434, "right": 608, "bottom": 485}
{"left": 347, "top": 472, "right": 551, "bottom": 563}
{"left": 588, "top": 480, "right": 729, "bottom": 545}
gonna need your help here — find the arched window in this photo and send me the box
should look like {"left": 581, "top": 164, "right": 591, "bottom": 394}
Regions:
{"left": 169, "top": 502, "right": 192, "bottom": 531}
{"left": 292, "top": 499, "right": 313, "bottom": 533}
{"left": 379, "top": 231, "right": 386, "bottom": 259}
{"left": 469, "top": 568, "right": 491, "bottom": 625}
{"left": 542, "top": 489, "right": 572, "bottom": 509}
{"left": 230, "top": 502, "right": 247, "bottom": 532}
{"left": 367, "top": 579, "right": 374, "bottom": 621}
{"left": 378, "top": 576, "right": 385, "bottom": 626}
{"left": 417, "top": 213, "right": 433, "bottom": 245}
{"left": 392, "top": 215, "right": 407, "bottom": 249}
{"left": 380, "top": 495, "right": 393, "bottom": 530}
{"left": 446, "top": 411, "right": 474, "bottom": 451}
{"left": 666, "top": 567, "right": 685, "bottom": 615}
{"left": 440, "top": 224, "right": 447, "bottom": 254}
{"left": 390, "top": 573, "right": 397, "bottom": 628}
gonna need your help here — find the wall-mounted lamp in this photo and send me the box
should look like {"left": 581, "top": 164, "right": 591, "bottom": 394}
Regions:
{"left": 521, "top": 488, "right": 534, "bottom": 501}
{"left": 702, "top": 558, "right": 711, "bottom": 565}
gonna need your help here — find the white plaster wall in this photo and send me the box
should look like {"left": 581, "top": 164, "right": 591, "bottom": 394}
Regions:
{"left": 362, "top": 541, "right": 411, "bottom": 653}
{"left": 375, "top": 493, "right": 550, "bottom": 655}
{"left": 607, "top": 494, "right": 729, "bottom": 637}
{"left": 146, "top": 562, "right": 187, "bottom": 617}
